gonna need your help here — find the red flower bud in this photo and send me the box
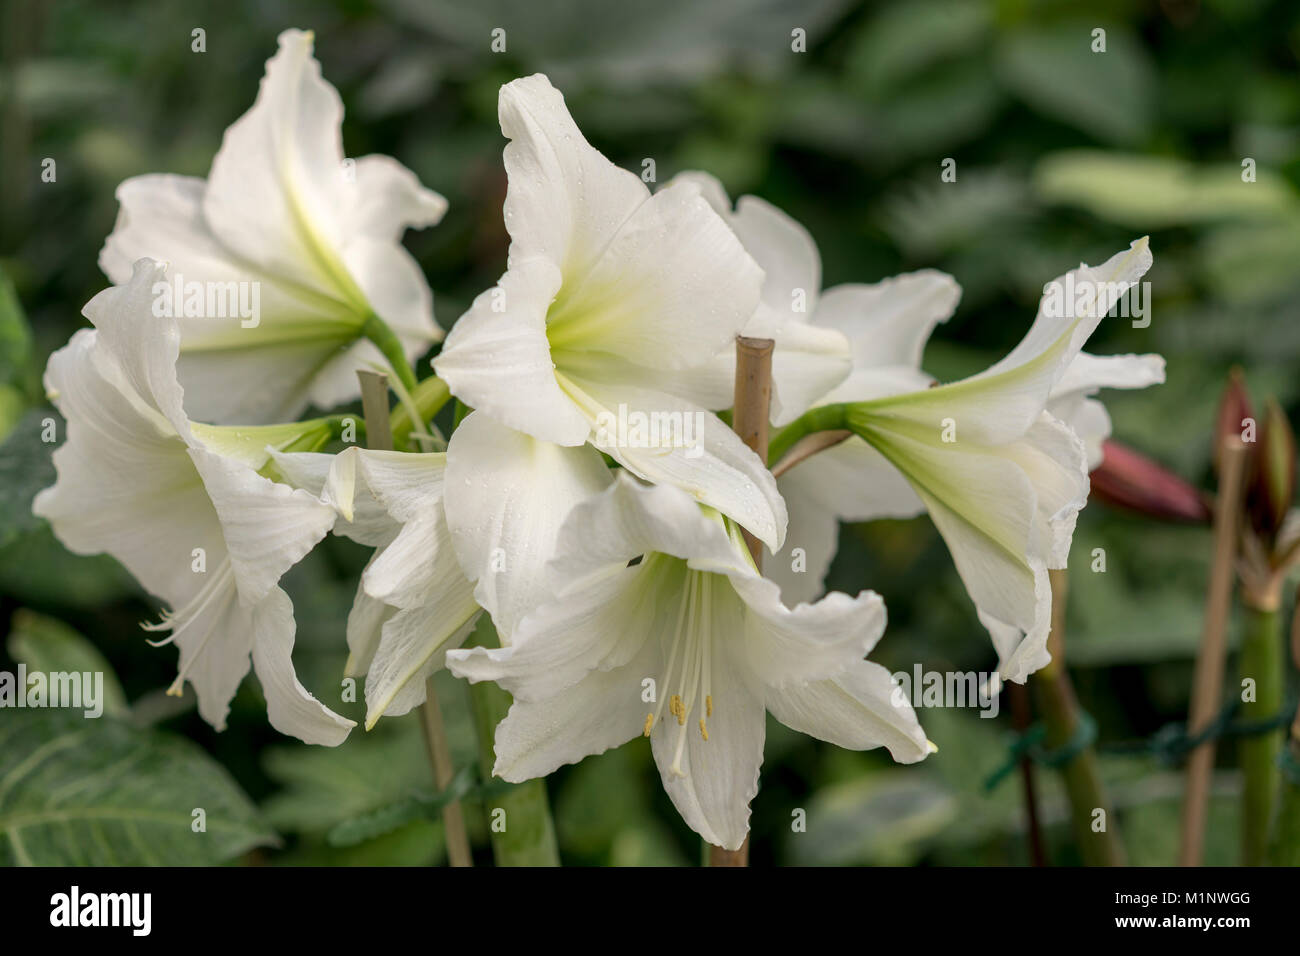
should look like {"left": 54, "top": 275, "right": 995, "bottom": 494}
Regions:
{"left": 1090, "top": 440, "right": 1211, "bottom": 524}
{"left": 1213, "top": 367, "right": 1255, "bottom": 476}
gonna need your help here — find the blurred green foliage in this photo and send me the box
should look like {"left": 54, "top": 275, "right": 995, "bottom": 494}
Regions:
{"left": 1, "top": 0, "right": 1298, "bottom": 865}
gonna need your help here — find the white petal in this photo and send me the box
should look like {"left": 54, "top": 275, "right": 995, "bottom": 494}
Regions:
{"left": 98, "top": 176, "right": 360, "bottom": 418}
{"left": 489, "top": 653, "right": 652, "bottom": 782}
{"left": 432, "top": 256, "right": 592, "bottom": 446}
{"left": 35, "top": 330, "right": 221, "bottom": 605}
{"left": 271, "top": 448, "right": 395, "bottom": 547}
{"left": 546, "top": 178, "right": 762, "bottom": 371}
{"left": 251, "top": 587, "right": 355, "bottom": 745}
{"left": 863, "top": 421, "right": 1073, "bottom": 682}
{"left": 449, "top": 556, "right": 687, "bottom": 700}
{"left": 168, "top": 580, "right": 253, "bottom": 733}
{"left": 661, "top": 174, "right": 850, "bottom": 423}
{"left": 861, "top": 240, "right": 1153, "bottom": 444}
{"left": 203, "top": 29, "right": 354, "bottom": 290}
{"left": 564, "top": 377, "right": 788, "bottom": 552}
{"left": 443, "top": 411, "right": 611, "bottom": 640}
{"left": 351, "top": 447, "right": 447, "bottom": 524}
{"left": 363, "top": 601, "right": 479, "bottom": 728}
{"left": 81, "top": 259, "right": 189, "bottom": 435}
{"left": 1053, "top": 396, "right": 1112, "bottom": 471}
{"left": 188, "top": 443, "right": 337, "bottom": 605}
{"left": 763, "top": 476, "right": 841, "bottom": 607}
{"left": 731, "top": 575, "right": 888, "bottom": 687}
{"left": 344, "top": 570, "right": 393, "bottom": 678}
{"left": 989, "top": 239, "right": 1153, "bottom": 378}
{"left": 498, "top": 73, "right": 650, "bottom": 277}
{"left": 339, "top": 154, "right": 448, "bottom": 241}
{"left": 813, "top": 271, "right": 960, "bottom": 375}
{"left": 728, "top": 194, "right": 821, "bottom": 319}
{"left": 651, "top": 629, "right": 766, "bottom": 852}
{"left": 766, "top": 659, "right": 929, "bottom": 763}
{"left": 1052, "top": 351, "right": 1166, "bottom": 399}
{"left": 176, "top": 340, "right": 355, "bottom": 426}
{"left": 544, "top": 471, "right": 748, "bottom": 586}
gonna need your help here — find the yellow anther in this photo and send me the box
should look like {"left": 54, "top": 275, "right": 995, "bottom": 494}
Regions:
{"left": 643, "top": 713, "right": 654, "bottom": 737}
{"left": 706, "top": 695, "right": 713, "bottom": 717}
{"left": 669, "top": 694, "right": 683, "bottom": 721}
{"left": 699, "top": 718, "right": 708, "bottom": 741}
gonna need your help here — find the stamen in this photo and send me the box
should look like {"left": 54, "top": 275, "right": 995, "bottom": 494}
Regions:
{"left": 699, "top": 718, "right": 708, "bottom": 741}
{"left": 643, "top": 713, "right": 654, "bottom": 737}
{"left": 141, "top": 560, "right": 234, "bottom": 647}
{"left": 670, "top": 694, "right": 684, "bottom": 725}
{"left": 650, "top": 571, "right": 697, "bottom": 732}
{"left": 706, "top": 695, "right": 713, "bottom": 717}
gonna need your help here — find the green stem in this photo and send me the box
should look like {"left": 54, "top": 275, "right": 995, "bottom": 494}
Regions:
{"left": 1239, "top": 601, "right": 1283, "bottom": 865}
{"left": 1032, "top": 569, "right": 1126, "bottom": 865}
{"left": 360, "top": 313, "right": 419, "bottom": 395}
{"left": 390, "top": 375, "right": 451, "bottom": 451}
{"left": 464, "top": 614, "right": 560, "bottom": 866}
{"left": 766, "top": 402, "right": 849, "bottom": 466}
{"left": 1268, "top": 734, "right": 1300, "bottom": 865}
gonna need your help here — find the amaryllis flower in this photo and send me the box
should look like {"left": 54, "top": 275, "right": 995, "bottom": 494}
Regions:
{"left": 100, "top": 29, "right": 446, "bottom": 425}
{"left": 35, "top": 259, "right": 353, "bottom": 744}
{"left": 448, "top": 473, "right": 928, "bottom": 850}
{"left": 432, "top": 74, "right": 785, "bottom": 552}
{"left": 272, "top": 446, "right": 481, "bottom": 729}
{"left": 771, "top": 239, "right": 1161, "bottom": 682}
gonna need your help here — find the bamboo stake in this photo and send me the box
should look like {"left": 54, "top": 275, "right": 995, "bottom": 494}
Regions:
{"left": 1178, "top": 436, "right": 1248, "bottom": 866}
{"left": 707, "top": 335, "right": 774, "bottom": 868}
{"left": 1008, "top": 681, "right": 1047, "bottom": 866}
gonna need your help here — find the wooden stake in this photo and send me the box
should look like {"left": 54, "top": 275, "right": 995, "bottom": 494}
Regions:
{"left": 1178, "top": 436, "right": 1248, "bottom": 866}
{"left": 708, "top": 335, "right": 775, "bottom": 868}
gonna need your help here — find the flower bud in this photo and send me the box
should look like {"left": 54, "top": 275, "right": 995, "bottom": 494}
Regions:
{"left": 1213, "top": 366, "right": 1255, "bottom": 476}
{"left": 1248, "top": 398, "right": 1297, "bottom": 541}
{"left": 1089, "top": 440, "right": 1211, "bottom": 524}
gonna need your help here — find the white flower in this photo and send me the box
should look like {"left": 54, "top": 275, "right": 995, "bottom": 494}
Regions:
{"left": 447, "top": 473, "right": 928, "bottom": 851}
{"left": 99, "top": 29, "right": 446, "bottom": 425}
{"left": 272, "top": 446, "right": 480, "bottom": 729}
{"left": 666, "top": 172, "right": 854, "bottom": 426}
{"left": 432, "top": 74, "right": 786, "bottom": 552}
{"left": 772, "top": 239, "right": 1162, "bottom": 682}
{"left": 34, "top": 259, "right": 353, "bottom": 744}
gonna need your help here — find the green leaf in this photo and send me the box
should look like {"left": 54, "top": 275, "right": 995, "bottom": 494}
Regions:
{"left": 262, "top": 720, "right": 435, "bottom": 833}
{"left": 996, "top": 22, "right": 1155, "bottom": 144}
{"left": 0, "top": 522, "right": 139, "bottom": 608}
{"left": 5, "top": 609, "right": 129, "bottom": 718}
{"left": 1036, "top": 150, "right": 1300, "bottom": 229}
{"left": 0, "top": 710, "right": 276, "bottom": 865}
{"left": 326, "top": 766, "right": 479, "bottom": 847}
{"left": 380, "top": 0, "right": 854, "bottom": 90}
{"left": 0, "top": 409, "right": 56, "bottom": 549}
{"left": 0, "top": 269, "right": 33, "bottom": 393}
{"left": 845, "top": 0, "right": 992, "bottom": 98}
{"left": 786, "top": 771, "right": 958, "bottom": 866}
{"left": 261, "top": 718, "right": 453, "bottom": 865}
{"left": 1199, "top": 217, "right": 1300, "bottom": 306}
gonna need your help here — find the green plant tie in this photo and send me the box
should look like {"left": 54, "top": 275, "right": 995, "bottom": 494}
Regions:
{"left": 984, "top": 711, "right": 1097, "bottom": 791}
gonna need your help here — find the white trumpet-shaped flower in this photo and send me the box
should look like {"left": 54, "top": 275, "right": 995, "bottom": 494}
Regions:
{"left": 432, "top": 74, "right": 786, "bottom": 551}
{"left": 100, "top": 29, "right": 446, "bottom": 425}
{"left": 447, "top": 473, "right": 928, "bottom": 851}
{"left": 771, "top": 239, "right": 1163, "bottom": 683}
{"left": 34, "top": 259, "right": 353, "bottom": 744}
{"left": 271, "top": 445, "right": 481, "bottom": 729}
